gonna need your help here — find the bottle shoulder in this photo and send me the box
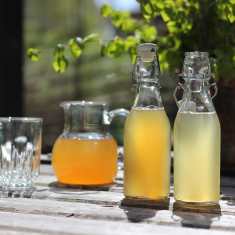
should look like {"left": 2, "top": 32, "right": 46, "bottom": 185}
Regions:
{"left": 126, "top": 106, "right": 171, "bottom": 126}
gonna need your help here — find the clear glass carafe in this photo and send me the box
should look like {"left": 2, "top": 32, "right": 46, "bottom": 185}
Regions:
{"left": 124, "top": 43, "right": 171, "bottom": 201}
{"left": 173, "top": 52, "right": 221, "bottom": 205}
{"left": 52, "top": 101, "right": 128, "bottom": 186}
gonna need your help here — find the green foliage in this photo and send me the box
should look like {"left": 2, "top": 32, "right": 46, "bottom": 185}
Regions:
{"left": 101, "top": 36, "right": 139, "bottom": 63}
{"left": 136, "top": 0, "right": 235, "bottom": 78}
{"left": 27, "top": 48, "right": 40, "bottom": 61}
{"left": 68, "top": 34, "right": 100, "bottom": 59}
{"left": 137, "top": 25, "right": 157, "bottom": 42}
{"left": 28, "top": 0, "right": 235, "bottom": 79}
{"left": 29, "top": 33, "right": 100, "bottom": 73}
{"left": 217, "top": 0, "right": 235, "bottom": 23}
{"left": 101, "top": 4, "right": 139, "bottom": 33}
{"left": 100, "top": 4, "right": 158, "bottom": 62}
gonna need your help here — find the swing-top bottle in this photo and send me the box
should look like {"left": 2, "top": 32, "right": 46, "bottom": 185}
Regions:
{"left": 174, "top": 51, "right": 221, "bottom": 205}
{"left": 124, "top": 43, "right": 171, "bottom": 201}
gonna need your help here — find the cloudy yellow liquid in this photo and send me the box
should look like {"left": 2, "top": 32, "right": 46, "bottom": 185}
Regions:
{"left": 124, "top": 107, "right": 171, "bottom": 200}
{"left": 174, "top": 112, "right": 220, "bottom": 203}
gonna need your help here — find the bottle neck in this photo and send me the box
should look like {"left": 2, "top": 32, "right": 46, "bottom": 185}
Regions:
{"left": 134, "top": 56, "right": 160, "bottom": 84}
{"left": 133, "top": 81, "right": 163, "bottom": 108}
{"left": 180, "top": 79, "right": 215, "bottom": 112}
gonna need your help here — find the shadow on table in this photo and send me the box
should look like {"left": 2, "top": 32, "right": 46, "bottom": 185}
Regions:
{"left": 120, "top": 197, "right": 169, "bottom": 222}
{"left": 220, "top": 186, "right": 235, "bottom": 206}
{"left": 48, "top": 181, "right": 114, "bottom": 195}
{"left": 172, "top": 201, "right": 221, "bottom": 229}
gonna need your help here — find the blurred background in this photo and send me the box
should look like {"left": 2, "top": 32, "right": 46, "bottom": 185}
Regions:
{"left": 1, "top": 0, "right": 235, "bottom": 172}
{"left": 24, "top": 0, "right": 136, "bottom": 151}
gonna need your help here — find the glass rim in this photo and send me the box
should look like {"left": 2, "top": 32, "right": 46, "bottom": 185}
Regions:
{"left": 185, "top": 51, "right": 209, "bottom": 57}
{"left": 0, "top": 117, "right": 43, "bottom": 123}
{"left": 60, "top": 100, "right": 107, "bottom": 107}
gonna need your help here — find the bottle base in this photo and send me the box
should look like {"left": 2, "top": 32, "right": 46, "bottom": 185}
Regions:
{"left": 121, "top": 196, "right": 169, "bottom": 209}
{"left": 174, "top": 200, "right": 221, "bottom": 214}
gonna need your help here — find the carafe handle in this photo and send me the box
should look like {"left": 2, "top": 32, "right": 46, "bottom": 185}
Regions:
{"left": 104, "top": 109, "right": 129, "bottom": 125}
{"left": 173, "top": 82, "right": 185, "bottom": 108}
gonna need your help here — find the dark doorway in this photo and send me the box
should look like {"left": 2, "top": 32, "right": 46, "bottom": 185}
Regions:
{"left": 0, "top": 0, "right": 23, "bottom": 116}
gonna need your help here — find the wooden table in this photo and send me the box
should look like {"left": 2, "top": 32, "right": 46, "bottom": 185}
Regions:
{"left": 0, "top": 163, "right": 235, "bottom": 235}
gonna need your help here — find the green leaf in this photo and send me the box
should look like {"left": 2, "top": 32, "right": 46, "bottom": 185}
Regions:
{"left": 102, "top": 37, "right": 125, "bottom": 58}
{"left": 111, "top": 11, "right": 138, "bottom": 33}
{"left": 68, "top": 38, "right": 83, "bottom": 58}
{"left": 141, "top": 2, "right": 154, "bottom": 21}
{"left": 27, "top": 48, "right": 40, "bottom": 61}
{"left": 83, "top": 33, "right": 100, "bottom": 43}
{"left": 124, "top": 36, "right": 139, "bottom": 51}
{"left": 137, "top": 0, "right": 160, "bottom": 21}
{"left": 120, "top": 18, "right": 138, "bottom": 33}
{"left": 100, "top": 5, "right": 139, "bottom": 33}
{"left": 53, "top": 44, "right": 69, "bottom": 73}
{"left": 217, "top": 2, "right": 235, "bottom": 23}
{"left": 100, "top": 4, "right": 113, "bottom": 17}
{"left": 139, "top": 25, "right": 157, "bottom": 42}
{"left": 53, "top": 57, "right": 68, "bottom": 73}
{"left": 166, "top": 21, "right": 177, "bottom": 33}
{"left": 129, "top": 46, "right": 137, "bottom": 64}
{"left": 161, "top": 11, "right": 170, "bottom": 22}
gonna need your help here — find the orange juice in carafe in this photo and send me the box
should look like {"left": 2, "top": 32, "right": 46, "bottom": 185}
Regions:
{"left": 52, "top": 137, "right": 117, "bottom": 185}
{"left": 52, "top": 101, "right": 128, "bottom": 186}
{"left": 124, "top": 43, "right": 171, "bottom": 201}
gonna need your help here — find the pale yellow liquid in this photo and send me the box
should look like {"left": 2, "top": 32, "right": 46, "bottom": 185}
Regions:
{"left": 124, "top": 108, "right": 171, "bottom": 200}
{"left": 174, "top": 112, "right": 220, "bottom": 203}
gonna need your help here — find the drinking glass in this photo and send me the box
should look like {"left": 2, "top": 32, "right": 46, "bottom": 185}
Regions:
{"left": 0, "top": 117, "right": 42, "bottom": 196}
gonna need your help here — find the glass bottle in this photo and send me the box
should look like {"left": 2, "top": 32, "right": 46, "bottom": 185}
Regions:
{"left": 124, "top": 43, "right": 171, "bottom": 201}
{"left": 52, "top": 101, "right": 128, "bottom": 186}
{"left": 173, "top": 52, "right": 221, "bottom": 205}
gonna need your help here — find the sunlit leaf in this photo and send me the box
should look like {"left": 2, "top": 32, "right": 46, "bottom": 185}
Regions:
{"left": 129, "top": 46, "right": 137, "bottom": 64}
{"left": 121, "top": 18, "right": 138, "bottom": 33}
{"left": 53, "top": 57, "right": 68, "bottom": 73}
{"left": 217, "top": 1, "right": 235, "bottom": 23}
{"left": 139, "top": 25, "right": 157, "bottom": 42}
{"left": 53, "top": 44, "right": 69, "bottom": 73}
{"left": 102, "top": 37, "right": 125, "bottom": 58}
{"left": 101, "top": 5, "right": 139, "bottom": 33}
{"left": 161, "top": 11, "right": 170, "bottom": 22}
{"left": 100, "top": 4, "right": 113, "bottom": 17}
{"left": 124, "top": 36, "right": 139, "bottom": 51}
{"left": 68, "top": 38, "right": 83, "bottom": 58}
{"left": 166, "top": 21, "right": 177, "bottom": 33}
{"left": 83, "top": 33, "right": 100, "bottom": 43}
{"left": 27, "top": 48, "right": 40, "bottom": 61}
{"left": 141, "top": 2, "right": 154, "bottom": 21}
{"left": 111, "top": 11, "right": 138, "bottom": 33}
{"left": 158, "top": 51, "right": 169, "bottom": 71}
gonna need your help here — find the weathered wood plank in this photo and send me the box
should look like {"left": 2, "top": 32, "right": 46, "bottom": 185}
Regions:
{"left": 0, "top": 197, "right": 235, "bottom": 232}
{"left": 33, "top": 165, "right": 235, "bottom": 215}
{"left": 0, "top": 229, "right": 43, "bottom": 235}
{"left": 0, "top": 211, "right": 233, "bottom": 235}
{"left": 1, "top": 164, "right": 235, "bottom": 234}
